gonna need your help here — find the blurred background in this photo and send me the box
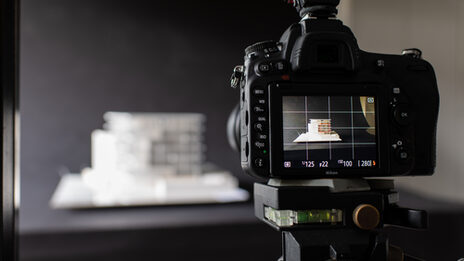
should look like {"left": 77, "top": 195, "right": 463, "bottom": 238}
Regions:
{"left": 19, "top": 0, "right": 464, "bottom": 260}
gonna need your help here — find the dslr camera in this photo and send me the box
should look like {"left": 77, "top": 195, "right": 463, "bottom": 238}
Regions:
{"left": 228, "top": 0, "right": 439, "bottom": 180}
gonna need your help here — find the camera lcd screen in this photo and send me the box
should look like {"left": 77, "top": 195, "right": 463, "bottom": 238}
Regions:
{"left": 282, "top": 95, "right": 377, "bottom": 169}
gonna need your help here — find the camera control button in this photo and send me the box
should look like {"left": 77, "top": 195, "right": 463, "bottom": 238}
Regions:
{"left": 257, "top": 116, "right": 267, "bottom": 122}
{"left": 254, "top": 142, "right": 266, "bottom": 149}
{"left": 258, "top": 63, "right": 271, "bottom": 73}
{"left": 258, "top": 99, "right": 266, "bottom": 105}
{"left": 258, "top": 134, "right": 267, "bottom": 140}
{"left": 254, "top": 123, "right": 264, "bottom": 132}
{"left": 253, "top": 89, "right": 265, "bottom": 95}
{"left": 396, "top": 148, "right": 410, "bottom": 162}
{"left": 393, "top": 104, "right": 411, "bottom": 125}
{"left": 274, "top": 61, "right": 286, "bottom": 72}
{"left": 391, "top": 95, "right": 408, "bottom": 105}
{"left": 392, "top": 139, "right": 404, "bottom": 149}
{"left": 254, "top": 106, "right": 265, "bottom": 113}
{"left": 254, "top": 158, "right": 265, "bottom": 168}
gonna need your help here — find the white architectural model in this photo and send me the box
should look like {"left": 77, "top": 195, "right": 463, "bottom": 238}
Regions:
{"left": 293, "top": 119, "right": 342, "bottom": 143}
{"left": 92, "top": 112, "right": 206, "bottom": 176}
{"left": 50, "top": 112, "right": 248, "bottom": 208}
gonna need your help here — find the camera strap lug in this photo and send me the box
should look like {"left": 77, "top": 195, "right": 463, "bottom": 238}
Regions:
{"left": 230, "top": 65, "right": 244, "bottom": 89}
{"left": 402, "top": 48, "right": 423, "bottom": 59}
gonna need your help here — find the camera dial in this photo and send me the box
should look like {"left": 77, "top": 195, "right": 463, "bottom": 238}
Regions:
{"left": 245, "top": 41, "right": 281, "bottom": 57}
{"left": 290, "top": 0, "right": 340, "bottom": 18}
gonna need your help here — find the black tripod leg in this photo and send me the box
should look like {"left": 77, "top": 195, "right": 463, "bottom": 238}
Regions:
{"left": 369, "top": 233, "right": 388, "bottom": 261}
{"left": 281, "top": 230, "right": 378, "bottom": 261}
{"left": 386, "top": 244, "right": 426, "bottom": 261}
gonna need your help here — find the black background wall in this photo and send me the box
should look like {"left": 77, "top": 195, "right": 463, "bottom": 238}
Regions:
{"left": 19, "top": 1, "right": 464, "bottom": 260}
{"left": 20, "top": 0, "right": 298, "bottom": 231}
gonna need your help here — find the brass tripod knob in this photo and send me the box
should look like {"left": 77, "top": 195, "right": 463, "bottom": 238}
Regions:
{"left": 353, "top": 204, "right": 380, "bottom": 230}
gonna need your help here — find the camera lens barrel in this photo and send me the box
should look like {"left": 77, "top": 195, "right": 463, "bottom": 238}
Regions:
{"left": 227, "top": 104, "right": 241, "bottom": 152}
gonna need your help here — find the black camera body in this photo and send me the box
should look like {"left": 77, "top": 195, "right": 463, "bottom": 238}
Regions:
{"left": 229, "top": 6, "right": 439, "bottom": 180}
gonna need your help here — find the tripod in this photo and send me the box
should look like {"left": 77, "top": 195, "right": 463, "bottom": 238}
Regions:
{"left": 254, "top": 179, "right": 427, "bottom": 261}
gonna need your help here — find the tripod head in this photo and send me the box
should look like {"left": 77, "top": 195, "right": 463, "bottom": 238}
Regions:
{"left": 254, "top": 179, "right": 428, "bottom": 261}
{"left": 288, "top": 0, "right": 340, "bottom": 18}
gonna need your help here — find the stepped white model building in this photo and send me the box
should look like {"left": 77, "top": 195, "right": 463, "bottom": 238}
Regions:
{"left": 50, "top": 112, "right": 248, "bottom": 208}
{"left": 293, "top": 119, "right": 342, "bottom": 143}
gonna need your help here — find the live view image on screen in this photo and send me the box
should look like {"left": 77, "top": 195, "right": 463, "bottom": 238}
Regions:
{"left": 282, "top": 95, "right": 377, "bottom": 169}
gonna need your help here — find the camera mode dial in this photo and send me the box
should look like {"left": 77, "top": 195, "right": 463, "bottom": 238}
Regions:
{"left": 292, "top": 0, "right": 340, "bottom": 18}
{"left": 245, "top": 41, "right": 281, "bottom": 57}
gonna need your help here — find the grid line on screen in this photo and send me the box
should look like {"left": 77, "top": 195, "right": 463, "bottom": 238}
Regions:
{"left": 284, "top": 127, "right": 375, "bottom": 130}
{"left": 283, "top": 111, "right": 375, "bottom": 113}
{"left": 284, "top": 142, "right": 376, "bottom": 146}
{"left": 328, "top": 96, "right": 332, "bottom": 160}
{"left": 304, "top": 96, "right": 308, "bottom": 161}
{"left": 350, "top": 96, "right": 355, "bottom": 159}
